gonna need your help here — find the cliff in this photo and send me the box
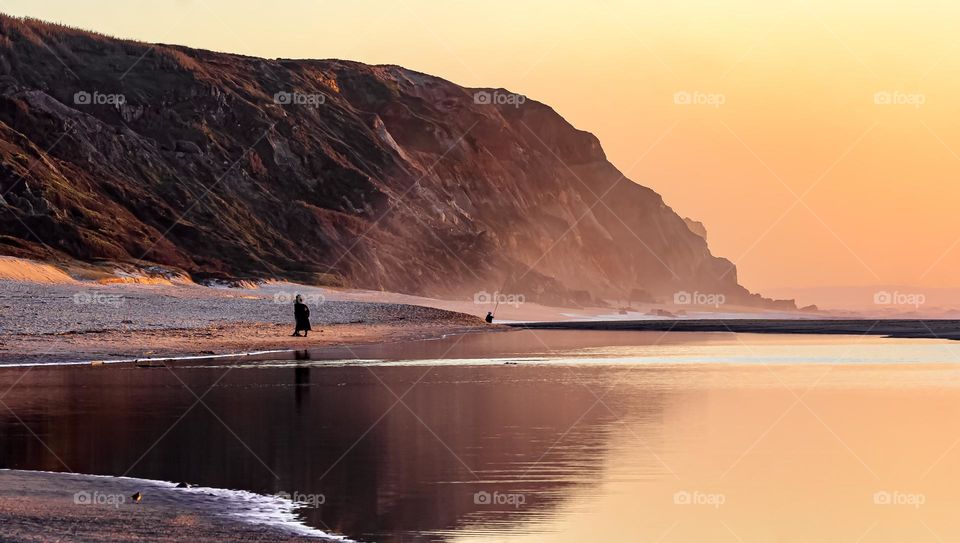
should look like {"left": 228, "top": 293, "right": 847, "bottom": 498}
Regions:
{"left": 0, "top": 15, "right": 790, "bottom": 307}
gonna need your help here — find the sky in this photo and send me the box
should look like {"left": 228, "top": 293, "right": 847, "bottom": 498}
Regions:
{"left": 4, "top": 0, "right": 960, "bottom": 293}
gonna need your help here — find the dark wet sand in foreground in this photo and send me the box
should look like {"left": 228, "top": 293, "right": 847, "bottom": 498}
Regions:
{"left": 0, "top": 470, "right": 328, "bottom": 542}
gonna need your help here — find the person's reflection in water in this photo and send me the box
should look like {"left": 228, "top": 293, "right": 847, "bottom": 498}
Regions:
{"left": 294, "top": 365, "right": 311, "bottom": 413}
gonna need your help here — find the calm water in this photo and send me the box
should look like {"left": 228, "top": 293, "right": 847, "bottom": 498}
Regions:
{"left": 3, "top": 330, "right": 960, "bottom": 541}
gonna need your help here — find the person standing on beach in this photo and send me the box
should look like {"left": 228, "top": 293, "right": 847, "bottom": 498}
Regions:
{"left": 292, "top": 294, "right": 312, "bottom": 337}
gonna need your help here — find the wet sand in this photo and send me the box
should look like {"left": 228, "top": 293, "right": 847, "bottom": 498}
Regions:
{"left": 0, "top": 470, "right": 334, "bottom": 542}
{"left": 508, "top": 318, "right": 960, "bottom": 339}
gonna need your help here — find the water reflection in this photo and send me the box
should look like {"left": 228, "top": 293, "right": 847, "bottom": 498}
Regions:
{"left": 294, "top": 365, "right": 310, "bottom": 413}
{"left": 0, "top": 360, "right": 665, "bottom": 541}
{"left": 2, "top": 331, "right": 960, "bottom": 542}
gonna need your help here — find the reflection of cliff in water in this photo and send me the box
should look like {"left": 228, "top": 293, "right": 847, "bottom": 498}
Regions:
{"left": 0, "top": 364, "right": 668, "bottom": 541}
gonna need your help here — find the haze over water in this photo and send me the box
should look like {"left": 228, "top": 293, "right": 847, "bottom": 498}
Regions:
{"left": 3, "top": 330, "right": 960, "bottom": 541}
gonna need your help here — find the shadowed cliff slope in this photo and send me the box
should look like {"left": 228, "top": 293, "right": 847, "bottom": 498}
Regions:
{"left": 0, "top": 15, "right": 789, "bottom": 308}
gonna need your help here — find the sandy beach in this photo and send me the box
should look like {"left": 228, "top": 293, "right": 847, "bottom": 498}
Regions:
{"left": 2, "top": 274, "right": 957, "bottom": 366}
{"left": 0, "top": 279, "right": 487, "bottom": 365}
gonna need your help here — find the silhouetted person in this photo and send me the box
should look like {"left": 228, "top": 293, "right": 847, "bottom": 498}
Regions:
{"left": 292, "top": 294, "right": 312, "bottom": 337}
{"left": 485, "top": 312, "right": 494, "bottom": 324}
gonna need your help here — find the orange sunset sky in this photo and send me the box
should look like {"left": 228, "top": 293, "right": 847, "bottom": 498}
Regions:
{"left": 5, "top": 0, "right": 960, "bottom": 293}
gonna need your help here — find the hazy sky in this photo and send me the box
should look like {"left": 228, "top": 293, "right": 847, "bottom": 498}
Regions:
{"left": 5, "top": 0, "right": 960, "bottom": 292}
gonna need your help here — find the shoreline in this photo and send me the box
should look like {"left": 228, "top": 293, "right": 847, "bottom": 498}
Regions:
{"left": 0, "top": 469, "right": 341, "bottom": 542}
{"left": 4, "top": 274, "right": 959, "bottom": 367}
{"left": 508, "top": 319, "right": 960, "bottom": 340}
{"left": 0, "top": 325, "right": 497, "bottom": 368}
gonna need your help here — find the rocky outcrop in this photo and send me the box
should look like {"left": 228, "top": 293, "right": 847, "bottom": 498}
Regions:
{"left": 684, "top": 217, "right": 708, "bottom": 242}
{"left": 0, "top": 15, "right": 791, "bottom": 308}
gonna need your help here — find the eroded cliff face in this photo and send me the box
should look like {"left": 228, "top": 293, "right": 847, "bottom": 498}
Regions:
{"left": 0, "top": 16, "right": 787, "bottom": 307}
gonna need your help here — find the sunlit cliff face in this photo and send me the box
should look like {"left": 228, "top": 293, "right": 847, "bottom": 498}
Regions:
{"left": 5, "top": 0, "right": 960, "bottom": 292}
